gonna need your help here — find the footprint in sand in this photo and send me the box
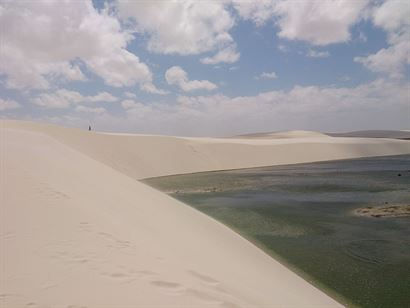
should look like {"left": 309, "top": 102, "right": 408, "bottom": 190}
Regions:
{"left": 36, "top": 182, "right": 70, "bottom": 201}
{"left": 97, "top": 232, "right": 133, "bottom": 250}
{"left": 185, "top": 288, "right": 227, "bottom": 304}
{"left": 131, "top": 269, "right": 157, "bottom": 278}
{"left": 0, "top": 232, "right": 15, "bottom": 240}
{"left": 186, "top": 289, "right": 242, "bottom": 308}
{"left": 79, "top": 222, "right": 92, "bottom": 233}
{"left": 0, "top": 293, "right": 16, "bottom": 300}
{"left": 150, "top": 280, "right": 185, "bottom": 295}
{"left": 99, "top": 271, "right": 136, "bottom": 285}
{"left": 188, "top": 270, "right": 220, "bottom": 286}
{"left": 49, "top": 190, "right": 70, "bottom": 200}
{"left": 188, "top": 270, "right": 233, "bottom": 296}
{"left": 103, "top": 272, "right": 128, "bottom": 278}
{"left": 219, "top": 301, "right": 242, "bottom": 308}
{"left": 51, "top": 249, "right": 90, "bottom": 265}
{"left": 187, "top": 270, "right": 240, "bottom": 304}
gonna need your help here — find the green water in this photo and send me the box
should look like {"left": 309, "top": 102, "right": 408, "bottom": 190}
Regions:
{"left": 144, "top": 155, "right": 410, "bottom": 307}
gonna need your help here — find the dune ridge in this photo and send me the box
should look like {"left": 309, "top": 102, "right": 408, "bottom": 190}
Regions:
{"left": 4, "top": 120, "right": 410, "bottom": 180}
{"left": 2, "top": 120, "right": 410, "bottom": 307}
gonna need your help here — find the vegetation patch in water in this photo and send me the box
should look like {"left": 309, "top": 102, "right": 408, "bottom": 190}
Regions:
{"left": 355, "top": 204, "right": 410, "bottom": 218}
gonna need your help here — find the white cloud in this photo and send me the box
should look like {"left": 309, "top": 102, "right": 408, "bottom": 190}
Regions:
{"left": 170, "top": 79, "right": 408, "bottom": 135}
{"left": 233, "top": 0, "right": 369, "bottom": 45}
{"left": 0, "top": 0, "right": 161, "bottom": 92}
{"left": 355, "top": 41, "right": 409, "bottom": 78}
{"left": 32, "top": 90, "right": 81, "bottom": 109}
{"left": 256, "top": 72, "right": 278, "bottom": 80}
{"left": 274, "top": 0, "right": 369, "bottom": 45}
{"left": 124, "top": 92, "right": 137, "bottom": 99}
{"left": 165, "top": 66, "right": 218, "bottom": 92}
{"left": 75, "top": 105, "right": 106, "bottom": 114}
{"left": 87, "top": 92, "right": 118, "bottom": 103}
{"left": 372, "top": 0, "right": 410, "bottom": 31}
{"left": 117, "top": 0, "right": 235, "bottom": 56}
{"left": 121, "top": 99, "right": 161, "bottom": 115}
{"left": 200, "top": 45, "right": 240, "bottom": 65}
{"left": 355, "top": 0, "right": 410, "bottom": 78}
{"left": 0, "top": 98, "right": 21, "bottom": 111}
{"left": 140, "top": 82, "right": 169, "bottom": 95}
{"left": 120, "top": 100, "right": 156, "bottom": 120}
{"left": 306, "top": 49, "right": 330, "bottom": 58}
{"left": 121, "top": 99, "right": 139, "bottom": 110}
{"left": 232, "top": 0, "right": 277, "bottom": 26}
{"left": 32, "top": 89, "right": 118, "bottom": 109}
{"left": 48, "top": 63, "right": 87, "bottom": 82}
{"left": 85, "top": 49, "right": 152, "bottom": 89}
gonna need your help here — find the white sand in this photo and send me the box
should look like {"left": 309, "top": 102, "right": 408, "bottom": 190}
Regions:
{"left": 2, "top": 120, "right": 410, "bottom": 307}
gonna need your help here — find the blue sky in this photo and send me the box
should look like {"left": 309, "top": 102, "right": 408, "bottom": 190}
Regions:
{"left": 0, "top": 0, "right": 409, "bottom": 136}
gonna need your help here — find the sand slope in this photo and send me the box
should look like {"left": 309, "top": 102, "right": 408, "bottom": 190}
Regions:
{"left": 2, "top": 120, "right": 410, "bottom": 307}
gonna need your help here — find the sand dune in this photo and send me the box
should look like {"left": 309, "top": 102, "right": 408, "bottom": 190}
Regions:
{"left": 327, "top": 130, "right": 410, "bottom": 139}
{"left": 234, "top": 130, "right": 330, "bottom": 139}
{"left": 4, "top": 121, "right": 410, "bottom": 180}
{"left": 2, "top": 120, "right": 410, "bottom": 307}
{"left": 235, "top": 129, "right": 410, "bottom": 140}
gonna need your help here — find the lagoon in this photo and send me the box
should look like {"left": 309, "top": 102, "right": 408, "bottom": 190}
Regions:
{"left": 144, "top": 155, "right": 410, "bottom": 307}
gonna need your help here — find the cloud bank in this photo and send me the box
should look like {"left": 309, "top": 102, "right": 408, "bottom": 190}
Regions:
{"left": 35, "top": 79, "right": 409, "bottom": 136}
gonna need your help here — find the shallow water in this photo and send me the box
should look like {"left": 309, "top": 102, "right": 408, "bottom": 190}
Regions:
{"left": 144, "top": 155, "right": 410, "bottom": 307}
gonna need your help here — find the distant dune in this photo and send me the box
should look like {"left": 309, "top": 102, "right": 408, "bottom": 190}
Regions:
{"left": 235, "top": 129, "right": 410, "bottom": 140}
{"left": 234, "top": 130, "right": 330, "bottom": 139}
{"left": 3, "top": 120, "right": 410, "bottom": 307}
{"left": 326, "top": 130, "right": 410, "bottom": 139}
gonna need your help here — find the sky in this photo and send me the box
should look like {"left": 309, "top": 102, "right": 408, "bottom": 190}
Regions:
{"left": 0, "top": 0, "right": 409, "bottom": 136}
